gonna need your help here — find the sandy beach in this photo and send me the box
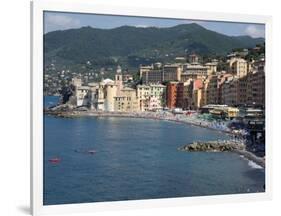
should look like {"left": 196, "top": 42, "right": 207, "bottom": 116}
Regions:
{"left": 46, "top": 109, "right": 234, "bottom": 133}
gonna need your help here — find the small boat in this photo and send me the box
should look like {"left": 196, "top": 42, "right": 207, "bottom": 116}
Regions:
{"left": 87, "top": 150, "right": 97, "bottom": 155}
{"left": 74, "top": 149, "right": 97, "bottom": 155}
{"left": 48, "top": 158, "right": 61, "bottom": 163}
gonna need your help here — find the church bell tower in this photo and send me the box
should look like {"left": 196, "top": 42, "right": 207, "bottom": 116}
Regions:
{"left": 115, "top": 65, "right": 123, "bottom": 94}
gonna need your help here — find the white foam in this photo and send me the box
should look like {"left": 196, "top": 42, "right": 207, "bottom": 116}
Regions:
{"left": 248, "top": 160, "right": 263, "bottom": 169}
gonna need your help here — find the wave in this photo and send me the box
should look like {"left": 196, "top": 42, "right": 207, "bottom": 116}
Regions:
{"left": 247, "top": 160, "right": 263, "bottom": 169}
{"left": 238, "top": 154, "right": 264, "bottom": 169}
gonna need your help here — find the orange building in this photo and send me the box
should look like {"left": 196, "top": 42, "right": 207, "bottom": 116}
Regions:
{"left": 176, "top": 82, "right": 184, "bottom": 108}
{"left": 192, "top": 79, "right": 204, "bottom": 109}
{"left": 166, "top": 82, "right": 178, "bottom": 109}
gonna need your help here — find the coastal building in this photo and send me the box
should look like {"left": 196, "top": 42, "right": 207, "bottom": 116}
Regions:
{"left": 246, "top": 60, "right": 265, "bottom": 107}
{"left": 71, "top": 77, "right": 90, "bottom": 107}
{"left": 176, "top": 80, "right": 193, "bottom": 109}
{"left": 218, "top": 59, "right": 265, "bottom": 107}
{"left": 192, "top": 79, "right": 204, "bottom": 109}
{"left": 141, "top": 68, "right": 163, "bottom": 84}
{"left": 181, "top": 55, "right": 217, "bottom": 80}
{"left": 166, "top": 77, "right": 206, "bottom": 110}
{"left": 88, "top": 82, "right": 100, "bottom": 110}
{"left": 139, "top": 63, "right": 182, "bottom": 84}
{"left": 149, "top": 84, "right": 166, "bottom": 110}
{"left": 91, "top": 82, "right": 106, "bottom": 111}
{"left": 166, "top": 81, "right": 179, "bottom": 109}
{"left": 237, "top": 75, "right": 248, "bottom": 105}
{"left": 205, "top": 61, "right": 218, "bottom": 75}
{"left": 228, "top": 57, "right": 248, "bottom": 78}
{"left": 182, "top": 79, "right": 194, "bottom": 110}
{"left": 136, "top": 84, "right": 166, "bottom": 111}
{"left": 193, "top": 88, "right": 203, "bottom": 110}
{"left": 88, "top": 78, "right": 115, "bottom": 111}
{"left": 217, "top": 73, "right": 233, "bottom": 104}
{"left": 68, "top": 54, "right": 265, "bottom": 114}
{"left": 139, "top": 64, "right": 163, "bottom": 84}
{"left": 139, "top": 65, "right": 152, "bottom": 78}
{"left": 181, "top": 63, "right": 209, "bottom": 79}
{"left": 146, "top": 96, "right": 163, "bottom": 111}
{"left": 137, "top": 85, "right": 150, "bottom": 111}
{"left": 76, "top": 86, "right": 90, "bottom": 107}
{"left": 205, "top": 75, "right": 219, "bottom": 105}
{"left": 176, "top": 82, "right": 185, "bottom": 108}
{"left": 104, "top": 82, "right": 117, "bottom": 112}
{"left": 221, "top": 76, "right": 238, "bottom": 106}
{"left": 86, "top": 67, "right": 141, "bottom": 112}
{"left": 114, "top": 87, "right": 139, "bottom": 112}
{"left": 163, "top": 64, "right": 182, "bottom": 82}
{"left": 115, "top": 65, "right": 123, "bottom": 94}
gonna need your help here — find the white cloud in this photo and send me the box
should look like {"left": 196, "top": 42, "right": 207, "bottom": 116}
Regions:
{"left": 244, "top": 25, "right": 265, "bottom": 38}
{"left": 45, "top": 14, "right": 81, "bottom": 32}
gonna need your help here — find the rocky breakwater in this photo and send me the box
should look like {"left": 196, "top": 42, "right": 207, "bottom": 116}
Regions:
{"left": 44, "top": 103, "right": 78, "bottom": 117}
{"left": 179, "top": 140, "right": 265, "bottom": 168}
{"left": 179, "top": 140, "right": 245, "bottom": 152}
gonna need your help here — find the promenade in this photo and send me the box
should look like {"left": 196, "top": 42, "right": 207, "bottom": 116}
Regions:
{"left": 46, "top": 109, "right": 247, "bottom": 136}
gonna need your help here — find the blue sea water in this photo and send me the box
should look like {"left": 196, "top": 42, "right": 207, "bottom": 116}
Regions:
{"left": 43, "top": 96, "right": 265, "bottom": 205}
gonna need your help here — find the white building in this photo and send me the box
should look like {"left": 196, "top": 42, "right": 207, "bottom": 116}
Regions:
{"left": 228, "top": 57, "right": 248, "bottom": 78}
{"left": 104, "top": 82, "right": 117, "bottom": 112}
{"left": 137, "top": 84, "right": 166, "bottom": 111}
{"left": 76, "top": 86, "right": 90, "bottom": 107}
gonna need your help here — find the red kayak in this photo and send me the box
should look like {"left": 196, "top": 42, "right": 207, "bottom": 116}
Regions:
{"left": 48, "top": 158, "right": 61, "bottom": 163}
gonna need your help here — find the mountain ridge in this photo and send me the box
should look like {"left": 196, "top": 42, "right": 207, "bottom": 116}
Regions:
{"left": 44, "top": 23, "right": 264, "bottom": 68}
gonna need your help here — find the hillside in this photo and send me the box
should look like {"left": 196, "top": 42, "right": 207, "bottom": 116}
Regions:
{"left": 44, "top": 23, "right": 264, "bottom": 69}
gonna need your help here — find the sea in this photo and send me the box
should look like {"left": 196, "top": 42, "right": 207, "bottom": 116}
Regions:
{"left": 43, "top": 96, "right": 265, "bottom": 205}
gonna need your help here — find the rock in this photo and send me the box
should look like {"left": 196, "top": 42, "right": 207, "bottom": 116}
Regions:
{"left": 180, "top": 140, "right": 245, "bottom": 152}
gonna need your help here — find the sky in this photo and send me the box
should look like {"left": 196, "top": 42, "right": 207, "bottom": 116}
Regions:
{"left": 44, "top": 11, "right": 265, "bottom": 38}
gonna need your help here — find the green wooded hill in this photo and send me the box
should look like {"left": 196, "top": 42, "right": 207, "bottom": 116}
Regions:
{"left": 44, "top": 23, "right": 264, "bottom": 68}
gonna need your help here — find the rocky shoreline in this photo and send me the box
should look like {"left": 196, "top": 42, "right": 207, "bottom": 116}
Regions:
{"left": 233, "top": 149, "right": 265, "bottom": 168}
{"left": 179, "top": 140, "right": 265, "bottom": 168}
{"left": 179, "top": 140, "right": 245, "bottom": 152}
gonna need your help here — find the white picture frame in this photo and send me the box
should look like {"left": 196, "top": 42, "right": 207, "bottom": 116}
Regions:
{"left": 31, "top": 0, "right": 273, "bottom": 215}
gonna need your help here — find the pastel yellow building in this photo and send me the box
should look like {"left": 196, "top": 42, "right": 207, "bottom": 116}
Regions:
{"left": 137, "top": 85, "right": 150, "bottom": 111}
{"left": 193, "top": 88, "right": 203, "bottom": 109}
{"left": 91, "top": 82, "right": 106, "bottom": 111}
{"left": 228, "top": 57, "right": 248, "bottom": 78}
{"left": 104, "top": 83, "right": 117, "bottom": 112}
{"left": 205, "top": 62, "right": 218, "bottom": 75}
{"left": 114, "top": 88, "right": 139, "bottom": 112}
